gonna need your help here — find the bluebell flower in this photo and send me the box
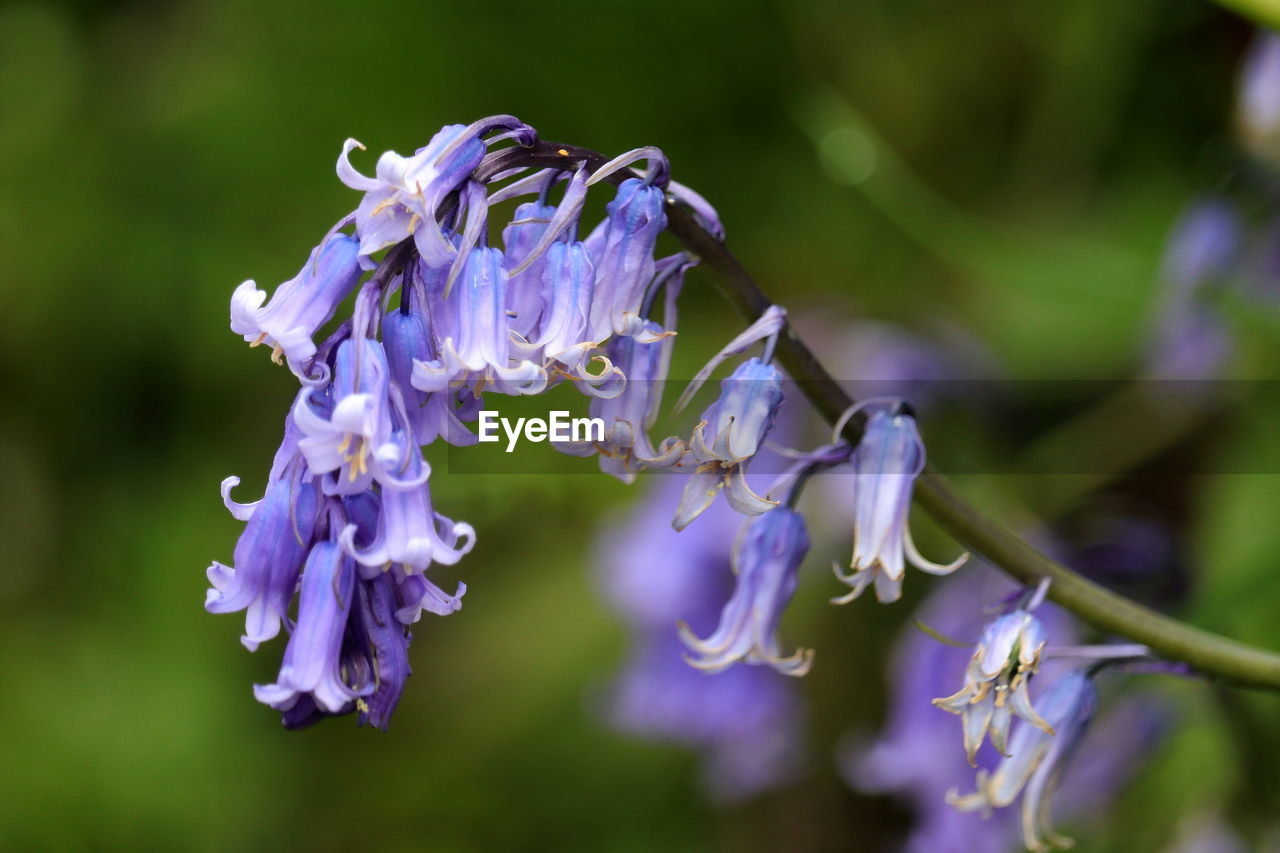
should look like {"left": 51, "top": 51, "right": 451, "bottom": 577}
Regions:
{"left": 948, "top": 670, "right": 1098, "bottom": 852}
{"left": 336, "top": 118, "right": 530, "bottom": 269}
{"left": 586, "top": 177, "right": 668, "bottom": 341}
{"left": 599, "top": 476, "right": 804, "bottom": 800}
{"left": 230, "top": 234, "right": 363, "bottom": 373}
{"left": 502, "top": 199, "right": 556, "bottom": 341}
{"left": 293, "top": 336, "right": 395, "bottom": 495}
{"left": 934, "top": 603, "right": 1053, "bottom": 765}
{"left": 673, "top": 357, "right": 784, "bottom": 530}
{"left": 206, "top": 476, "right": 320, "bottom": 652}
{"left": 410, "top": 247, "right": 548, "bottom": 396}
{"left": 534, "top": 238, "right": 596, "bottom": 356}
{"left": 563, "top": 318, "right": 684, "bottom": 482}
{"left": 381, "top": 307, "right": 479, "bottom": 446}
{"left": 831, "top": 402, "right": 965, "bottom": 604}
{"left": 679, "top": 506, "right": 813, "bottom": 676}
{"left": 338, "top": 447, "right": 475, "bottom": 573}
{"left": 350, "top": 572, "right": 413, "bottom": 730}
{"left": 254, "top": 539, "right": 371, "bottom": 716}
{"left": 842, "top": 559, "right": 1166, "bottom": 853}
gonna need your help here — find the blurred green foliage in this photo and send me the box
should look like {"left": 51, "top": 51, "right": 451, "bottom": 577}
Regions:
{"left": 2, "top": 0, "right": 1279, "bottom": 850}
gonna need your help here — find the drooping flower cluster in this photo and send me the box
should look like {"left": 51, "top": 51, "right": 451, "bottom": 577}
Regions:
{"left": 208, "top": 117, "right": 771, "bottom": 728}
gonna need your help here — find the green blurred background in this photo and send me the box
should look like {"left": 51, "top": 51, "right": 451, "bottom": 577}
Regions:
{"left": 2, "top": 0, "right": 1279, "bottom": 849}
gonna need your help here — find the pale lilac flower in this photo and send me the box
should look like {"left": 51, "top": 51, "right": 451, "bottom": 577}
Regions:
{"left": 831, "top": 402, "right": 965, "bottom": 604}
{"left": 338, "top": 447, "right": 475, "bottom": 573}
{"left": 948, "top": 670, "right": 1098, "bottom": 852}
{"left": 337, "top": 117, "right": 533, "bottom": 268}
{"left": 230, "top": 234, "right": 363, "bottom": 373}
{"left": 673, "top": 357, "right": 784, "bottom": 530}
{"left": 668, "top": 305, "right": 793, "bottom": 529}
{"left": 934, "top": 601, "right": 1053, "bottom": 765}
{"left": 846, "top": 565, "right": 1081, "bottom": 853}
{"left": 254, "top": 540, "right": 371, "bottom": 715}
{"left": 395, "top": 571, "right": 466, "bottom": 624}
{"left": 679, "top": 506, "right": 813, "bottom": 676}
{"left": 293, "top": 336, "right": 395, "bottom": 495}
{"left": 534, "top": 241, "right": 612, "bottom": 381}
{"left": 521, "top": 237, "right": 624, "bottom": 398}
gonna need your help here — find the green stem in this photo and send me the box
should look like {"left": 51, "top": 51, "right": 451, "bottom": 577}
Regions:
{"left": 663, "top": 202, "right": 1280, "bottom": 691}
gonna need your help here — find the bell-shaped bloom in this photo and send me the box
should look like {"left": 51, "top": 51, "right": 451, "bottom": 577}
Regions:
{"left": 843, "top": 559, "right": 1160, "bottom": 853}
{"left": 338, "top": 449, "right": 475, "bottom": 574}
{"left": 206, "top": 477, "right": 319, "bottom": 652}
{"left": 410, "top": 247, "right": 547, "bottom": 396}
{"left": 586, "top": 177, "right": 668, "bottom": 341}
{"left": 832, "top": 403, "right": 965, "bottom": 604}
{"left": 294, "top": 337, "right": 396, "bottom": 495}
{"left": 934, "top": 607, "right": 1052, "bottom": 764}
{"left": 381, "top": 308, "right": 478, "bottom": 446}
{"left": 502, "top": 200, "right": 556, "bottom": 340}
{"left": 230, "top": 234, "right": 363, "bottom": 373}
{"left": 254, "top": 541, "right": 371, "bottom": 715}
{"left": 672, "top": 358, "right": 783, "bottom": 531}
{"left": 337, "top": 126, "right": 487, "bottom": 269}
{"left": 948, "top": 670, "right": 1098, "bottom": 852}
{"left": 534, "top": 241, "right": 599, "bottom": 363}
{"left": 679, "top": 507, "right": 813, "bottom": 676}
{"left": 600, "top": 476, "right": 805, "bottom": 800}
{"left": 350, "top": 572, "right": 413, "bottom": 730}
{"left": 561, "top": 319, "right": 683, "bottom": 482}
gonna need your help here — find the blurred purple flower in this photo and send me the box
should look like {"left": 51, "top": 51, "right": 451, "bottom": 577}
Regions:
{"left": 1146, "top": 199, "right": 1241, "bottom": 381}
{"left": 1237, "top": 32, "right": 1280, "bottom": 160}
{"left": 843, "top": 554, "right": 1162, "bottom": 853}
{"left": 948, "top": 670, "right": 1098, "bottom": 852}
{"left": 679, "top": 506, "right": 813, "bottom": 676}
{"left": 599, "top": 478, "right": 805, "bottom": 801}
